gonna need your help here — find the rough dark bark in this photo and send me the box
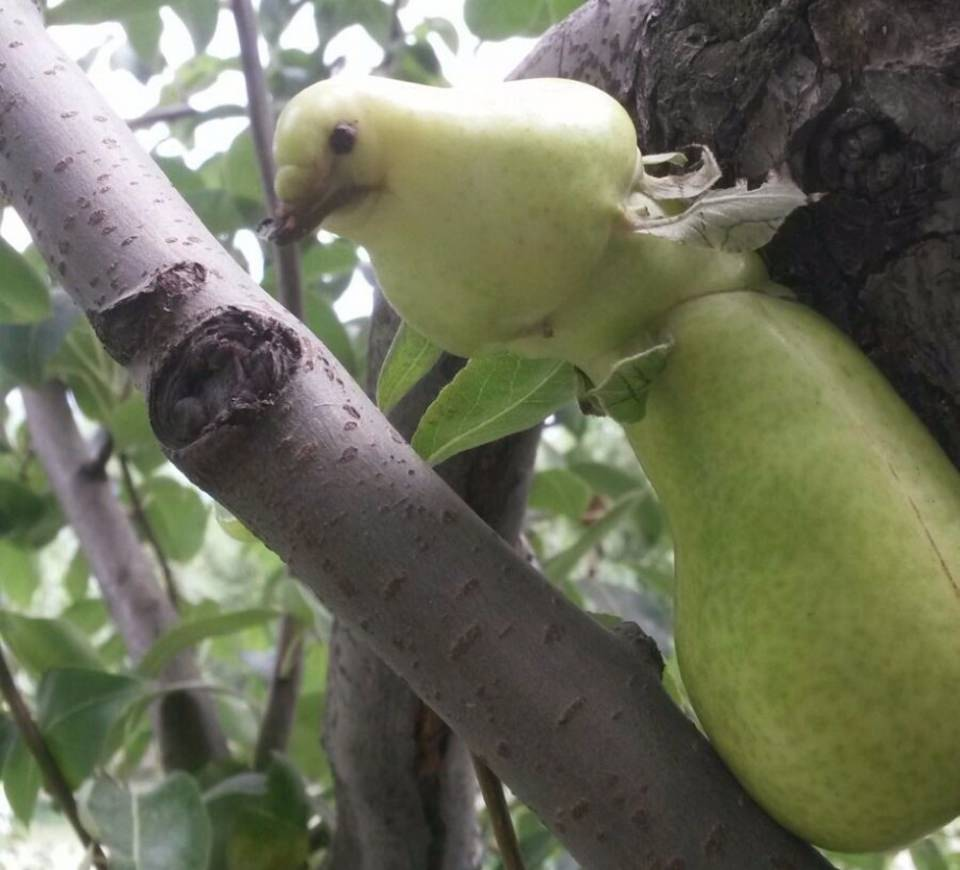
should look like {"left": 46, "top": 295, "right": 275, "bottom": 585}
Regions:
{"left": 0, "top": 1, "right": 843, "bottom": 866}
{"left": 521, "top": 0, "right": 960, "bottom": 467}
{"left": 21, "top": 382, "right": 227, "bottom": 772}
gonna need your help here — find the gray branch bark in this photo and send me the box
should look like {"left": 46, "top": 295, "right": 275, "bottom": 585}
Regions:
{"left": 21, "top": 382, "right": 227, "bottom": 772}
{"left": 0, "top": 1, "right": 842, "bottom": 866}
{"left": 325, "top": 294, "right": 539, "bottom": 870}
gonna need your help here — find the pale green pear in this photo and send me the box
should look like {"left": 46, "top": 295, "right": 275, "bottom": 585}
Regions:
{"left": 600, "top": 291, "right": 960, "bottom": 851}
{"left": 271, "top": 75, "right": 960, "bottom": 852}
{"left": 271, "top": 75, "right": 765, "bottom": 361}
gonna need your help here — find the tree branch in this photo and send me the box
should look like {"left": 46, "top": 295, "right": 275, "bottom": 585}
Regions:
{"left": 21, "top": 382, "right": 227, "bottom": 772}
{"left": 118, "top": 452, "right": 180, "bottom": 608}
{"left": 0, "top": 3, "right": 832, "bottom": 865}
{"left": 231, "top": 0, "right": 306, "bottom": 768}
{"left": 231, "top": 0, "right": 303, "bottom": 315}
{"left": 126, "top": 103, "right": 247, "bottom": 131}
{"left": 252, "top": 614, "right": 304, "bottom": 771}
{"left": 0, "top": 644, "right": 107, "bottom": 867}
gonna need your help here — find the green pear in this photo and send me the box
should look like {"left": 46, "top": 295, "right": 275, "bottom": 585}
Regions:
{"left": 271, "top": 76, "right": 960, "bottom": 851}
{"left": 271, "top": 75, "right": 759, "bottom": 359}
{"left": 596, "top": 291, "right": 960, "bottom": 851}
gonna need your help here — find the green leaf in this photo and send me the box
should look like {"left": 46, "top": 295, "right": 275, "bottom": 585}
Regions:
{"left": 0, "top": 712, "right": 14, "bottom": 761}
{"left": 214, "top": 502, "right": 259, "bottom": 543}
{"left": 263, "top": 754, "right": 310, "bottom": 829}
{"left": 183, "top": 188, "right": 246, "bottom": 237}
{"left": 62, "top": 599, "right": 110, "bottom": 635}
{"left": 84, "top": 772, "right": 212, "bottom": 870}
{"left": 376, "top": 321, "right": 443, "bottom": 413}
{"left": 314, "top": 0, "right": 393, "bottom": 49}
{"left": 581, "top": 339, "right": 673, "bottom": 423}
{"left": 304, "top": 291, "right": 356, "bottom": 374}
{"left": 47, "top": 0, "right": 166, "bottom": 25}
{"left": 108, "top": 394, "right": 165, "bottom": 473}
{"left": 118, "top": 9, "right": 163, "bottom": 78}
{"left": 0, "top": 479, "right": 45, "bottom": 538}
{"left": 223, "top": 132, "right": 263, "bottom": 206}
{"left": 2, "top": 736, "right": 40, "bottom": 825}
{"left": 48, "top": 316, "right": 127, "bottom": 422}
{"left": 171, "top": 0, "right": 219, "bottom": 53}
{"left": 911, "top": 840, "right": 950, "bottom": 870}
{"left": 159, "top": 55, "right": 240, "bottom": 111}
{"left": 36, "top": 668, "right": 146, "bottom": 786}
{"left": 0, "top": 291, "right": 79, "bottom": 386}
{"left": 544, "top": 492, "right": 644, "bottom": 582}
{"left": 661, "top": 652, "right": 699, "bottom": 724}
{"left": 412, "top": 354, "right": 577, "bottom": 465}
{"left": 225, "top": 803, "right": 309, "bottom": 870}
{"left": 287, "top": 690, "right": 329, "bottom": 782}
{"left": 569, "top": 461, "right": 645, "bottom": 499}
{"left": 0, "top": 239, "right": 51, "bottom": 325}
{"left": 63, "top": 547, "right": 90, "bottom": 601}
{"left": 527, "top": 469, "right": 592, "bottom": 520}
{"left": 0, "top": 611, "right": 103, "bottom": 675}
{"left": 204, "top": 757, "right": 310, "bottom": 870}
{"left": 300, "top": 237, "right": 357, "bottom": 282}
{"left": 140, "top": 477, "right": 208, "bottom": 563}
{"left": 0, "top": 540, "right": 38, "bottom": 607}
{"left": 137, "top": 608, "right": 280, "bottom": 677}
{"left": 419, "top": 17, "right": 459, "bottom": 53}
{"left": 0, "top": 469, "right": 61, "bottom": 547}
{"left": 464, "top": 0, "right": 585, "bottom": 40}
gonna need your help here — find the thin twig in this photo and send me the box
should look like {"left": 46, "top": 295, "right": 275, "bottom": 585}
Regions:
{"left": 118, "top": 453, "right": 180, "bottom": 610}
{"left": 0, "top": 645, "right": 107, "bottom": 868}
{"left": 231, "top": 0, "right": 304, "bottom": 315}
{"left": 473, "top": 757, "right": 527, "bottom": 870}
{"left": 79, "top": 428, "right": 112, "bottom": 481}
{"left": 253, "top": 617, "right": 304, "bottom": 770}
{"left": 372, "top": 0, "right": 406, "bottom": 76}
{"left": 127, "top": 102, "right": 248, "bottom": 131}
{"left": 231, "top": 0, "right": 306, "bottom": 766}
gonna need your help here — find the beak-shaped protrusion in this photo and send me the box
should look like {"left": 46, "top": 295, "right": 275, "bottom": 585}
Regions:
{"left": 257, "top": 204, "right": 316, "bottom": 246}
{"left": 260, "top": 178, "right": 370, "bottom": 246}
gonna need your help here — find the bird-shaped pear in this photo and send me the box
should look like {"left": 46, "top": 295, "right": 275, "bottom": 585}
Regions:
{"left": 270, "top": 75, "right": 960, "bottom": 853}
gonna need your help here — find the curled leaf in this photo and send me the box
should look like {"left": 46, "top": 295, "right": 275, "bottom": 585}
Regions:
{"left": 632, "top": 145, "right": 721, "bottom": 202}
{"left": 624, "top": 144, "right": 820, "bottom": 252}
{"left": 580, "top": 338, "right": 674, "bottom": 423}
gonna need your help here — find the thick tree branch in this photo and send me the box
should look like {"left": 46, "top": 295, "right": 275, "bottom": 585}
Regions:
{"left": 0, "top": 4, "right": 831, "bottom": 866}
{"left": 325, "top": 294, "right": 533, "bottom": 870}
{"left": 21, "top": 382, "right": 227, "bottom": 772}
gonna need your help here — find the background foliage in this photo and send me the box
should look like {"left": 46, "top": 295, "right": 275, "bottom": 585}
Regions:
{"left": 0, "top": 1, "right": 956, "bottom": 868}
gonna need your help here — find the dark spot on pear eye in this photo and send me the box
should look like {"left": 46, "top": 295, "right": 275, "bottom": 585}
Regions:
{"left": 329, "top": 122, "right": 357, "bottom": 155}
